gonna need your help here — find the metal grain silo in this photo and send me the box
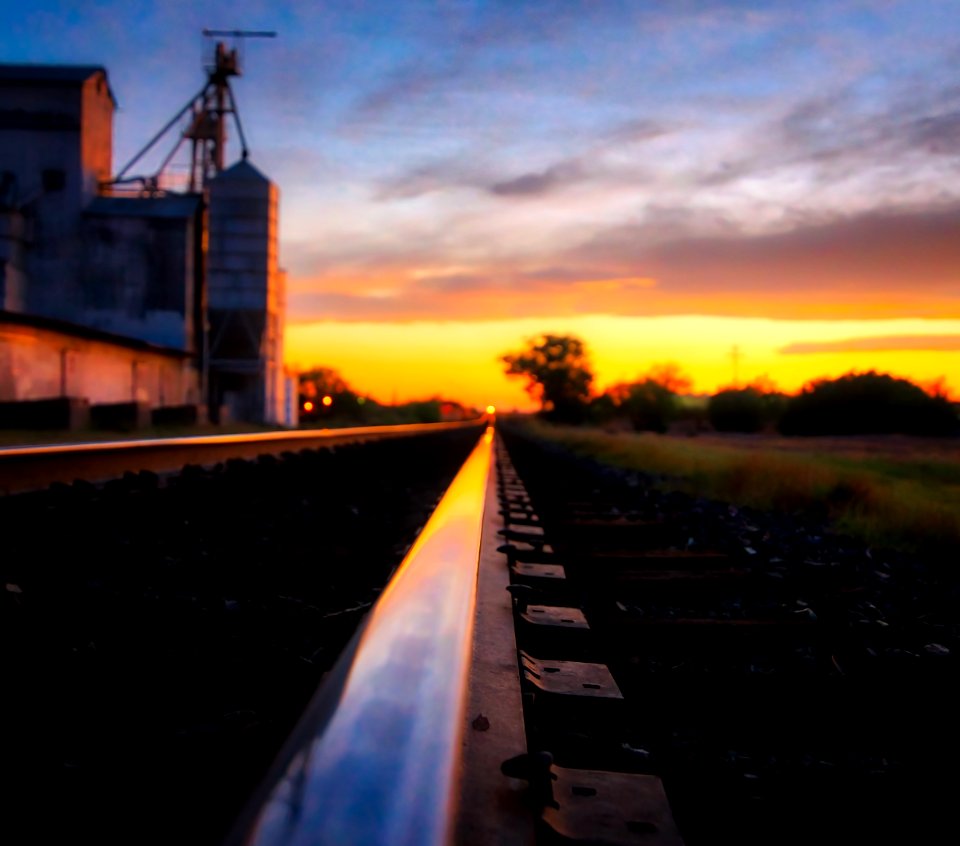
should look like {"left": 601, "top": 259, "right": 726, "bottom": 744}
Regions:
{"left": 207, "top": 158, "right": 286, "bottom": 424}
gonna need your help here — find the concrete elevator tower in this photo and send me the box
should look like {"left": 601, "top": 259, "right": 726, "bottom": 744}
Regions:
{"left": 207, "top": 159, "right": 286, "bottom": 424}
{"left": 0, "top": 65, "right": 114, "bottom": 314}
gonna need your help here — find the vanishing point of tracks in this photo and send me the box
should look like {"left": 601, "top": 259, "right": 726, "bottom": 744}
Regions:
{"left": 2, "top": 420, "right": 957, "bottom": 845}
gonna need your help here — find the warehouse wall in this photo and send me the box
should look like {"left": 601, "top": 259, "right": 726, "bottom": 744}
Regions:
{"left": 0, "top": 317, "right": 198, "bottom": 407}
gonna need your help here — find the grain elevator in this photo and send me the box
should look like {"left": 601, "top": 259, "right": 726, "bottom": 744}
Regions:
{"left": 0, "top": 38, "right": 296, "bottom": 428}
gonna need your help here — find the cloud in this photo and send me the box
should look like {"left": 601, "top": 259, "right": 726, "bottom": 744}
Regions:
{"left": 414, "top": 273, "right": 495, "bottom": 292}
{"left": 568, "top": 202, "right": 960, "bottom": 296}
{"left": 691, "top": 79, "right": 960, "bottom": 193}
{"left": 899, "top": 109, "right": 960, "bottom": 156}
{"left": 489, "top": 159, "right": 586, "bottom": 197}
{"left": 780, "top": 335, "right": 960, "bottom": 355}
{"left": 285, "top": 201, "right": 960, "bottom": 323}
{"left": 346, "top": 58, "right": 467, "bottom": 129}
{"left": 374, "top": 160, "right": 487, "bottom": 201}
{"left": 138, "top": 0, "right": 959, "bottom": 327}
{"left": 601, "top": 118, "right": 674, "bottom": 145}
{"left": 518, "top": 266, "right": 651, "bottom": 283}
{"left": 287, "top": 270, "right": 661, "bottom": 323}
{"left": 372, "top": 116, "right": 674, "bottom": 203}
{"left": 642, "top": 205, "right": 960, "bottom": 294}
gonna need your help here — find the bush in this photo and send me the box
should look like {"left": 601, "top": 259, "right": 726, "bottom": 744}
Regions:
{"left": 709, "top": 388, "right": 766, "bottom": 432}
{"left": 618, "top": 380, "right": 678, "bottom": 433}
{"left": 587, "top": 393, "right": 618, "bottom": 425}
{"left": 778, "top": 371, "right": 958, "bottom": 436}
{"left": 709, "top": 388, "right": 786, "bottom": 432}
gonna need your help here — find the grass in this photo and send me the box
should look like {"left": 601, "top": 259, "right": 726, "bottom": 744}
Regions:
{"left": 520, "top": 419, "right": 960, "bottom": 554}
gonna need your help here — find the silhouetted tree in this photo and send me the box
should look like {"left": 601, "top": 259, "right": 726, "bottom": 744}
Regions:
{"left": 604, "top": 363, "right": 693, "bottom": 432}
{"left": 587, "top": 392, "right": 618, "bottom": 425}
{"left": 300, "top": 367, "right": 350, "bottom": 398}
{"left": 709, "top": 379, "right": 787, "bottom": 433}
{"left": 502, "top": 334, "right": 594, "bottom": 422}
{"left": 645, "top": 362, "right": 693, "bottom": 394}
{"left": 299, "top": 367, "right": 364, "bottom": 421}
{"left": 779, "top": 371, "right": 958, "bottom": 436}
{"left": 709, "top": 387, "right": 767, "bottom": 432}
{"left": 921, "top": 376, "right": 951, "bottom": 401}
{"left": 609, "top": 380, "right": 676, "bottom": 432}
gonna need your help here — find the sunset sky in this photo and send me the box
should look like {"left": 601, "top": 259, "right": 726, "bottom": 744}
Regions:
{"left": 4, "top": 1, "right": 959, "bottom": 409}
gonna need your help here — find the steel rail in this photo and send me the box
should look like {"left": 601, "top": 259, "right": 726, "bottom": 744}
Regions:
{"left": 229, "top": 424, "right": 495, "bottom": 846}
{"left": 0, "top": 419, "right": 485, "bottom": 494}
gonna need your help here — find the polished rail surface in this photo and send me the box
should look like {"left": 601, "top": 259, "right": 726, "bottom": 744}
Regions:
{"left": 231, "top": 425, "right": 495, "bottom": 846}
{"left": 0, "top": 419, "right": 483, "bottom": 457}
{"left": 0, "top": 419, "right": 485, "bottom": 494}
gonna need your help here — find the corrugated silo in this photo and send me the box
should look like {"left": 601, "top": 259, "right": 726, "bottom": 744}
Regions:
{"left": 207, "top": 158, "right": 286, "bottom": 424}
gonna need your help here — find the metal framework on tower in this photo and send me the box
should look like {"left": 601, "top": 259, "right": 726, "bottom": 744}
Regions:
{"left": 104, "top": 29, "right": 275, "bottom": 195}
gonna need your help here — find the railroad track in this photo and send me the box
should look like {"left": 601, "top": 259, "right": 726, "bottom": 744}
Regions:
{"left": 1, "top": 421, "right": 486, "bottom": 845}
{"left": 3, "top": 420, "right": 956, "bottom": 844}
{"left": 0, "top": 420, "right": 483, "bottom": 494}
{"left": 491, "top": 426, "right": 958, "bottom": 846}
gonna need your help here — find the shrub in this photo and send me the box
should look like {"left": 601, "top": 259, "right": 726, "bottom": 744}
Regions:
{"left": 709, "top": 388, "right": 766, "bottom": 432}
{"left": 779, "top": 371, "right": 958, "bottom": 436}
{"left": 708, "top": 388, "right": 786, "bottom": 432}
{"left": 616, "top": 379, "right": 678, "bottom": 433}
{"left": 587, "top": 393, "right": 618, "bottom": 425}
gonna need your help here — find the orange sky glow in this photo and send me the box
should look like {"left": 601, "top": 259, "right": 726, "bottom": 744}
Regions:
{"left": 282, "top": 205, "right": 960, "bottom": 409}
{"left": 286, "top": 315, "right": 960, "bottom": 411}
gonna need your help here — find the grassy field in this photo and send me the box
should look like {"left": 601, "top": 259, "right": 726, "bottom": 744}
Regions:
{"left": 519, "top": 419, "right": 960, "bottom": 553}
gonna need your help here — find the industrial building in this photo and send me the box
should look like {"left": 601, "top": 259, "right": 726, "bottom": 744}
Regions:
{"left": 0, "top": 52, "right": 296, "bottom": 429}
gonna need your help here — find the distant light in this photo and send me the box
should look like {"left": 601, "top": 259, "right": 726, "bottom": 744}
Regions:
{"left": 357, "top": 396, "right": 366, "bottom": 405}
{"left": 486, "top": 405, "right": 496, "bottom": 415}
{"left": 303, "top": 401, "right": 314, "bottom": 412}
{"left": 322, "top": 395, "right": 333, "bottom": 407}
